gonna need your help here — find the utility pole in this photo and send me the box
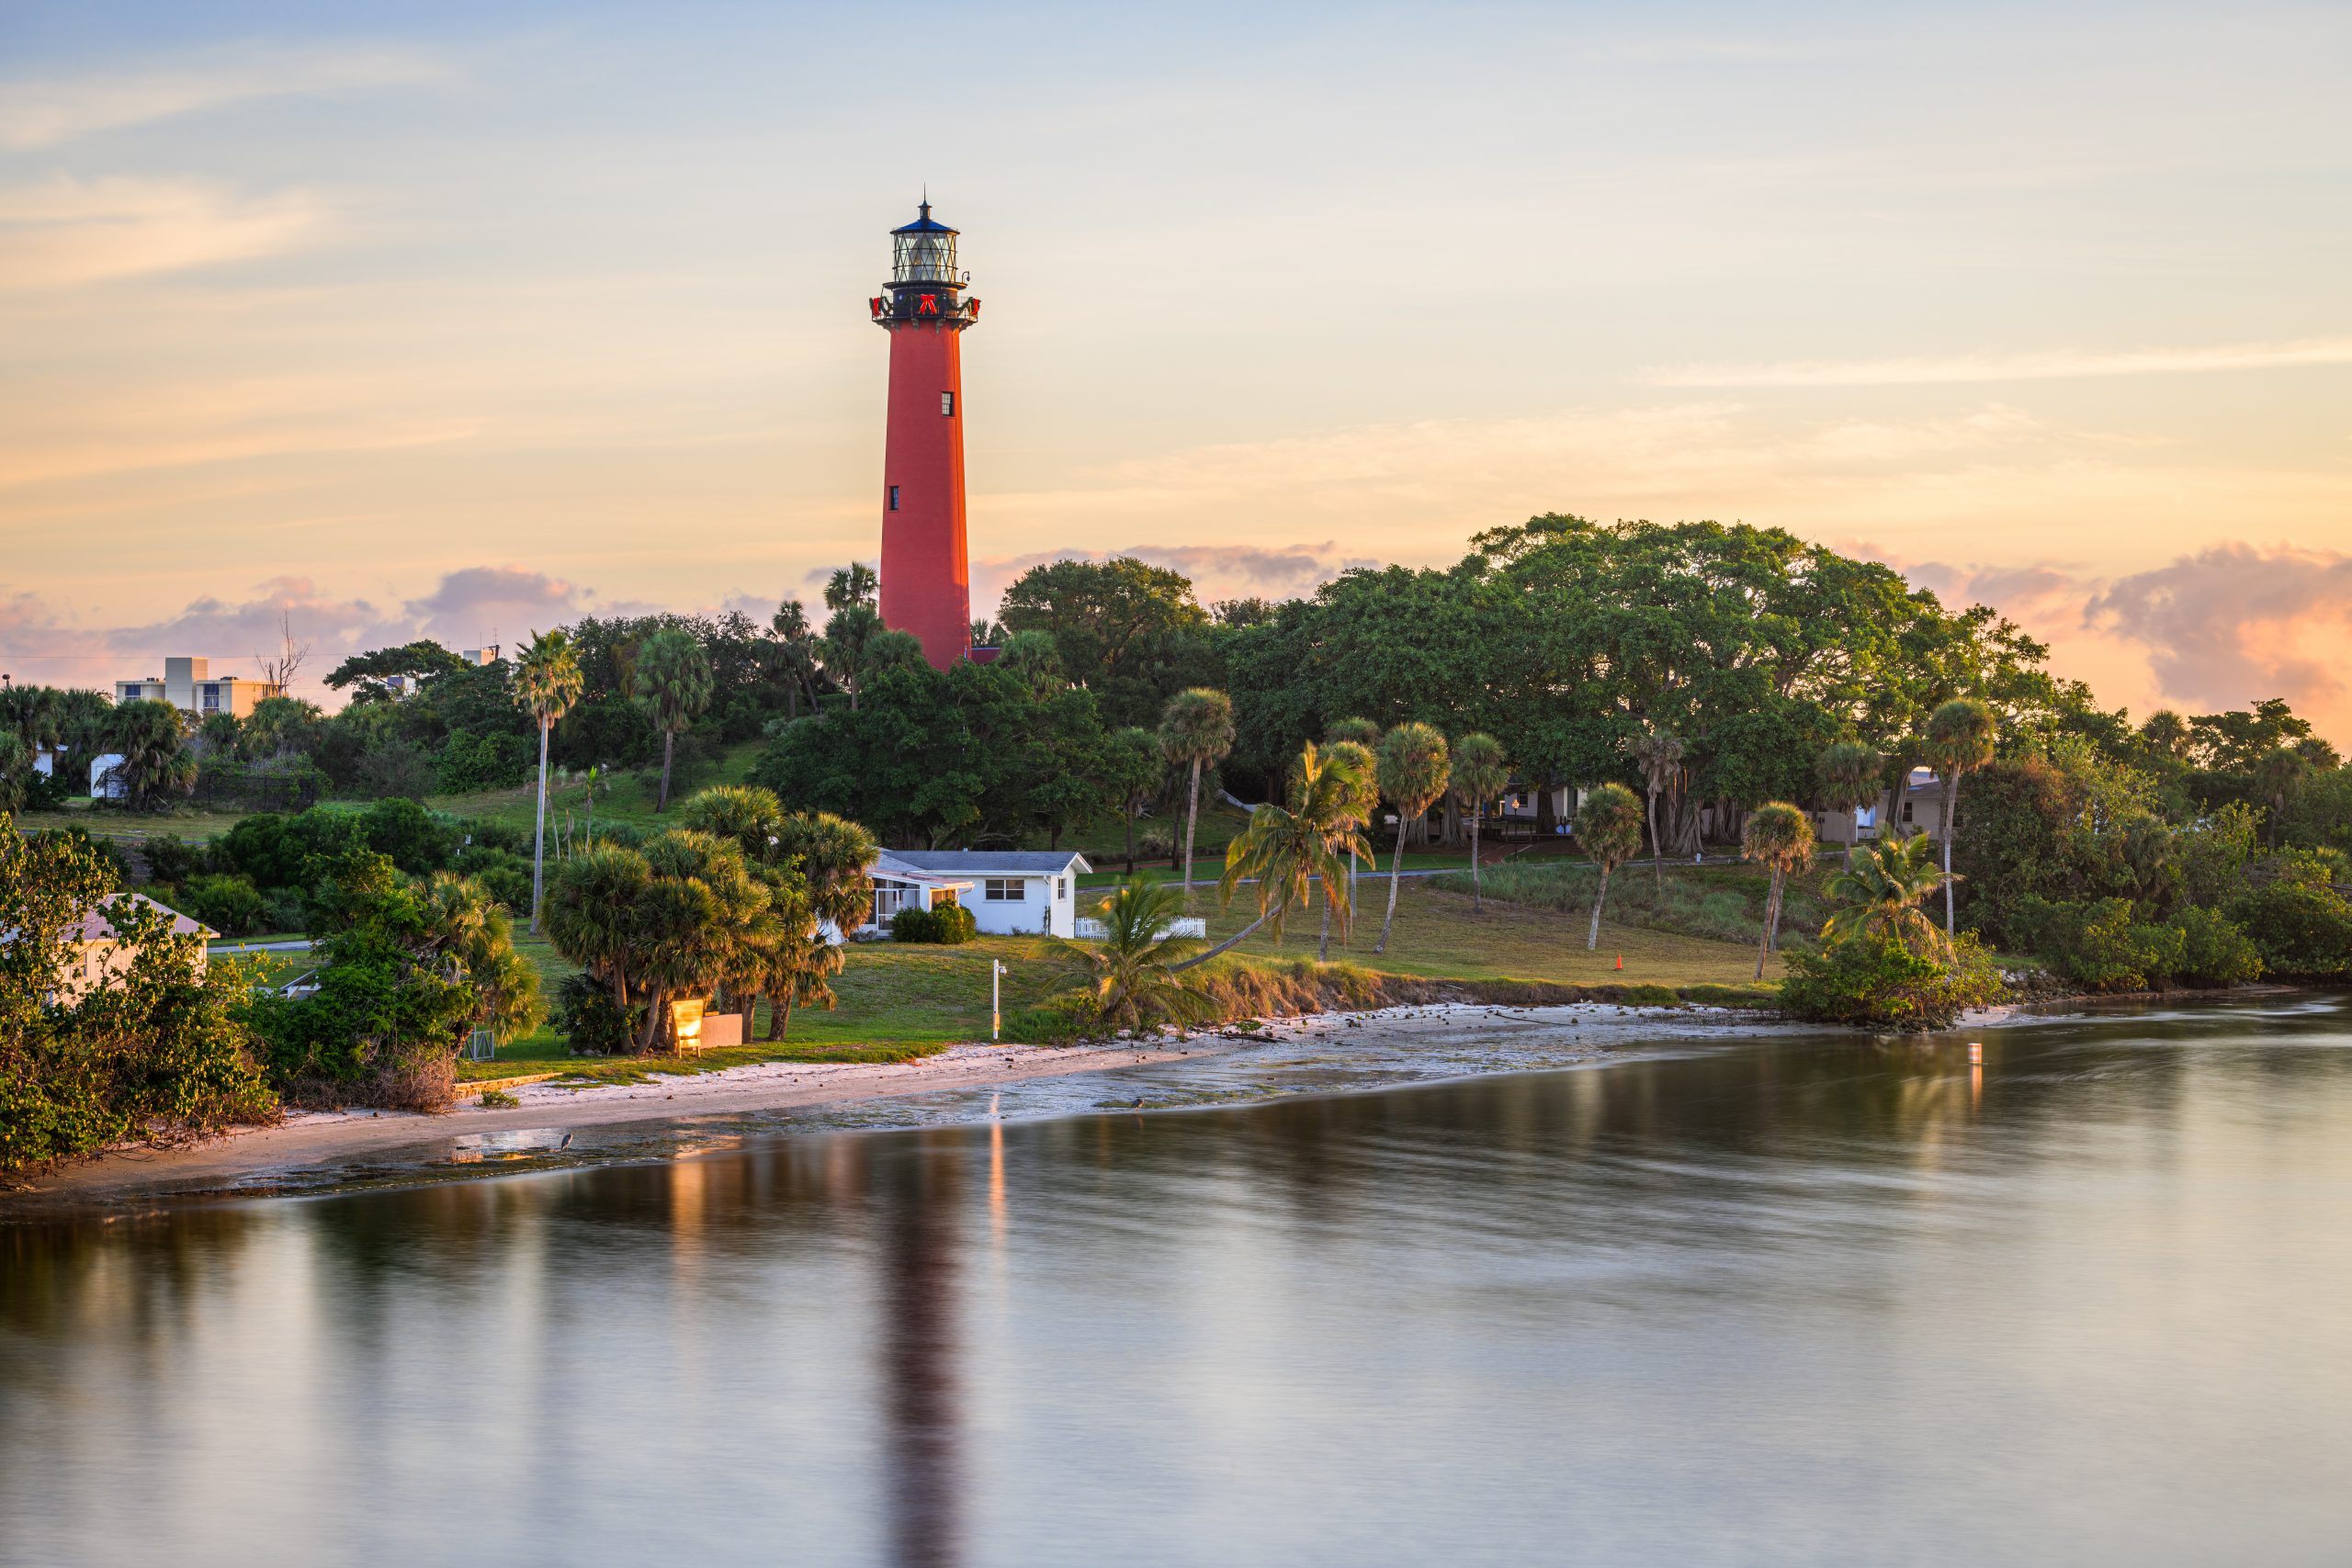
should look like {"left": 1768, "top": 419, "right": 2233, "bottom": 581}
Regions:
{"left": 991, "top": 959, "right": 1004, "bottom": 1041}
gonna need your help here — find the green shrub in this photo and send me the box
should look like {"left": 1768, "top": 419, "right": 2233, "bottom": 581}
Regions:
{"left": 175, "top": 872, "right": 271, "bottom": 938}
{"left": 361, "top": 797, "right": 460, "bottom": 874}
{"left": 437, "top": 729, "right": 537, "bottom": 793}
{"left": 466, "top": 818, "right": 531, "bottom": 855}
{"left": 888, "top": 902, "right": 976, "bottom": 944}
{"left": 477, "top": 1088, "right": 520, "bottom": 1109}
{"left": 1001, "top": 988, "right": 1103, "bottom": 1044}
{"left": 1779, "top": 934, "right": 2005, "bottom": 1030}
{"left": 141, "top": 833, "right": 208, "bottom": 888}
{"left": 454, "top": 844, "right": 531, "bottom": 911}
{"left": 2009, "top": 895, "right": 2259, "bottom": 991}
{"left": 2172, "top": 907, "right": 2264, "bottom": 987}
{"left": 555, "top": 970, "right": 639, "bottom": 1055}
{"left": 2225, "top": 879, "right": 2352, "bottom": 979}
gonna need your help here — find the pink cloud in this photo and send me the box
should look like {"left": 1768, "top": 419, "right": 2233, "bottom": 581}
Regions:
{"left": 2086, "top": 544, "right": 2352, "bottom": 714}
{"left": 971, "top": 540, "right": 1371, "bottom": 614}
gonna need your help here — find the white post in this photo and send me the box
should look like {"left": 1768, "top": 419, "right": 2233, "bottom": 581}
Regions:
{"left": 991, "top": 960, "right": 1003, "bottom": 1041}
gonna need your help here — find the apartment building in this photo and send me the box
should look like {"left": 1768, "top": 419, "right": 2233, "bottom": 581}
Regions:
{"left": 114, "top": 657, "right": 284, "bottom": 719}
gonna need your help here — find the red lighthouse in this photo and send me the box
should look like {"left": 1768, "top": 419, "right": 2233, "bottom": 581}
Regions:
{"left": 870, "top": 199, "right": 980, "bottom": 669}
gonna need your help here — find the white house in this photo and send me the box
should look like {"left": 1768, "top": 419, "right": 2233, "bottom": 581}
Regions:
{"left": 42, "top": 894, "right": 215, "bottom": 1003}
{"left": 866, "top": 850, "right": 1091, "bottom": 938}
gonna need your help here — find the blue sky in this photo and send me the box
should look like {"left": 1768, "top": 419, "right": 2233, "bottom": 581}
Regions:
{"left": 1, "top": 2, "right": 2347, "bottom": 728}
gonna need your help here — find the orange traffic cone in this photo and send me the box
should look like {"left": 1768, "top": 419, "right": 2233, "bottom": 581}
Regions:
{"left": 1614, "top": 953, "right": 1623, "bottom": 971}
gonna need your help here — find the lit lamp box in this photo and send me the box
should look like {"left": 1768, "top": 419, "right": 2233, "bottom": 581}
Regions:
{"left": 668, "top": 1000, "right": 747, "bottom": 1055}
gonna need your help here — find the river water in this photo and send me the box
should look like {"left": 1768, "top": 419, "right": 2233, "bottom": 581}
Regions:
{"left": 5, "top": 998, "right": 2349, "bottom": 1566}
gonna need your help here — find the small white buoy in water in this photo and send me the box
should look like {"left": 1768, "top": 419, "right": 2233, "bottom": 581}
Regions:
{"left": 1968, "top": 1043, "right": 1984, "bottom": 1065}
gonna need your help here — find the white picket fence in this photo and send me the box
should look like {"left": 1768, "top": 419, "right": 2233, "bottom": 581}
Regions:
{"left": 1073, "top": 917, "right": 1206, "bottom": 942}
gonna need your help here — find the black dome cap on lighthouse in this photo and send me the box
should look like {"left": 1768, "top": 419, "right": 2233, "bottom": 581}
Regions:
{"left": 891, "top": 197, "right": 957, "bottom": 236}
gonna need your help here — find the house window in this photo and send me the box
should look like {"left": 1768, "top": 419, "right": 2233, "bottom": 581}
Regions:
{"left": 872, "top": 877, "right": 917, "bottom": 925}
{"left": 888, "top": 484, "right": 900, "bottom": 511}
{"left": 935, "top": 888, "right": 959, "bottom": 907}
{"left": 941, "top": 391, "right": 955, "bottom": 416}
{"left": 1055, "top": 877, "right": 1067, "bottom": 900}
{"left": 984, "top": 878, "right": 1023, "bottom": 901}
{"left": 1902, "top": 802, "right": 1915, "bottom": 823}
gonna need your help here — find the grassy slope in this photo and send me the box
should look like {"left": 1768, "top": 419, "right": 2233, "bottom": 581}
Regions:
{"left": 1192, "top": 875, "right": 1784, "bottom": 988}
{"left": 464, "top": 878, "right": 1781, "bottom": 1083}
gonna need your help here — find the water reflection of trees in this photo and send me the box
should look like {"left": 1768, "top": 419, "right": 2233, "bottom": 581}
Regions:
{"left": 6, "top": 1003, "right": 2346, "bottom": 1559}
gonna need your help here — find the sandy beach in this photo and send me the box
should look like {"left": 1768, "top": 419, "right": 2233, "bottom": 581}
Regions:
{"left": 2, "top": 1002, "right": 1796, "bottom": 1214}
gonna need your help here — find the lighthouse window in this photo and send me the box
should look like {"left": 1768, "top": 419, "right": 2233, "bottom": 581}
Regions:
{"left": 888, "top": 485, "right": 900, "bottom": 511}
{"left": 941, "top": 391, "right": 955, "bottom": 416}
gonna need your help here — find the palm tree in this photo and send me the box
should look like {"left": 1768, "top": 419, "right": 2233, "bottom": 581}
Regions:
{"left": 1317, "top": 739, "right": 1378, "bottom": 959}
{"left": 2140, "top": 709, "right": 2190, "bottom": 761}
{"left": 418, "top": 872, "right": 545, "bottom": 1043}
{"left": 824, "top": 561, "right": 879, "bottom": 611}
{"left": 1070, "top": 880, "right": 1216, "bottom": 1033}
{"left": 773, "top": 809, "right": 880, "bottom": 935}
{"left": 0, "top": 733, "right": 28, "bottom": 813}
{"left": 1821, "top": 832, "right": 1953, "bottom": 956}
{"left": 546, "top": 841, "right": 654, "bottom": 1022}
{"left": 514, "top": 627, "right": 584, "bottom": 933}
{"left": 1922, "top": 697, "right": 1996, "bottom": 938}
{"left": 996, "top": 628, "right": 1064, "bottom": 695}
{"left": 633, "top": 829, "right": 779, "bottom": 1053}
{"left": 681, "top": 783, "right": 788, "bottom": 863}
{"left": 0, "top": 683, "right": 61, "bottom": 759}
{"left": 1451, "top": 732, "right": 1509, "bottom": 911}
{"left": 769, "top": 600, "right": 821, "bottom": 719}
{"left": 106, "top": 699, "right": 195, "bottom": 810}
{"left": 633, "top": 626, "right": 713, "bottom": 813}
{"left": 2256, "top": 746, "right": 2311, "bottom": 850}
{"left": 821, "top": 602, "right": 886, "bottom": 711}
{"left": 1575, "top": 782, "right": 1645, "bottom": 951}
{"left": 1172, "top": 742, "right": 1367, "bottom": 972}
{"left": 1158, "top": 687, "right": 1235, "bottom": 897}
{"left": 1814, "top": 740, "right": 1884, "bottom": 869}
{"left": 683, "top": 795, "right": 876, "bottom": 1038}
{"left": 1373, "top": 722, "right": 1449, "bottom": 953}
{"left": 1740, "top": 801, "right": 1815, "bottom": 981}
{"left": 1325, "top": 719, "right": 1381, "bottom": 919}
{"left": 1629, "top": 730, "right": 1685, "bottom": 888}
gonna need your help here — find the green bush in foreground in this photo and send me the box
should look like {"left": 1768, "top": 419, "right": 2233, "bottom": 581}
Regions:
{"left": 1779, "top": 933, "right": 2004, "bottom": 1031}
{"left": 1, "top": 815, "right": 278, "bottom": 1171}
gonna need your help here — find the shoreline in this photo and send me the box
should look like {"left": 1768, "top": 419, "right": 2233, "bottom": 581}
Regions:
{"left": 1, "top": 1035, "right": 1245, "bottom": 1215}
{"left": 3, "top": 1001, "right": 1780, "bottom": 1216}
{"left": 9, "top": 988, "right": 2318, "bottom": 1217}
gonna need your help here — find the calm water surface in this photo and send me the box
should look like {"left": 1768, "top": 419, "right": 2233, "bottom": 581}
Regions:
{"left": 6, "top": 999, "right": 2350, "bottom": 1566}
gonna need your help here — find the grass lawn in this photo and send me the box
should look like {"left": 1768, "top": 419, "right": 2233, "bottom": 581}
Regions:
{"left": 1191, "top": 875, "right": 1785, "bottom": 989}
{"left": 460, "top": 931, "right": 1084, "bottom": 1084}
{"left": 14, "top": 799, "right": 262, "bottom": 845}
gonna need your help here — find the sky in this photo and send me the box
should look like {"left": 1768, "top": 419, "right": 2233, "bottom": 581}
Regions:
{"left": 0, "top": 1, "right": 2346, "bottom": 734}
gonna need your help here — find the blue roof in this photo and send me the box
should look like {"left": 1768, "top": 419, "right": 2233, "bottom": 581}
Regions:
{"left": 891, "top": 199, "right": 956, "bottom": 235}
{"left": 883, "top": 850, "right": 1089, "bottom": 875}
